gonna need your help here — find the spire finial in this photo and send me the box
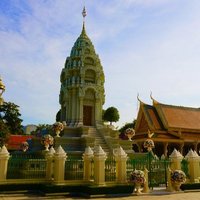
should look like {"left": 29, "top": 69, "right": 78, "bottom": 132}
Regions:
{"left": 82, "top": 6, "right": 87, "bottom": 21}
{"left": 81, "top": 6, "right": 87, "bottom": 36}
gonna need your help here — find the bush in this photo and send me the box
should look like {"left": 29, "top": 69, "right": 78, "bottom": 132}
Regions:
{"left": 180, "top": 183, "right": 200, "bottom": 190}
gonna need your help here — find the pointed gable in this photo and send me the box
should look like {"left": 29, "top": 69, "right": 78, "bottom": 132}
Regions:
{"left": 135, "top": 103, "right": 164, "bottom": 133}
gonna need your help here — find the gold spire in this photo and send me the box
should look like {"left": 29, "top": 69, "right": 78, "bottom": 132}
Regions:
{"left": 81, "top": 6, "right": 87, "bottom": 36}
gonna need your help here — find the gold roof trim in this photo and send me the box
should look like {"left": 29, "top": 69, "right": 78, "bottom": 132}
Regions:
{"left": 150, "top": 92, "right": 159, "bottom": 105}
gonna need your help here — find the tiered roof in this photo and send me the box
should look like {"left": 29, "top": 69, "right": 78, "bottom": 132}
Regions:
{"left": 135, "top": 97, "right": 200, "bottom": 141}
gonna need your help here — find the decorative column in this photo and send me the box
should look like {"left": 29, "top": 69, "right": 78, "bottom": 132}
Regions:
{"left": 163, "top": 142, "right": 168, "bottom": 157}
{"left": 95, "top": 99, "right": 99, "bottom": 126}
{"left": 137, "top": 142, "right": 142, "bottom": 153}
{"left": 185, "top": 149, "right": 200, "bottom": 183}
{"left": 70, "top": 89, "right": 76, "bottom": 126}
{"left": 194, "top": 142, "right": 198, "bottom": 152}
{"left": 54, "top": 145, "right": 67, "bottom": 184}
{"left": 180, "top": 143, "right": 184, "bottom": 155}
{"left": 169, "top": 149, "right": 183, "bottom": 171}
{"left": 0, "top": 146, "right": 10, "bottom": 181}
{"left": 114, "top": 146, "right": 128, "bottom": 183}
{"left": 45, "top": 147, "right": 55, "bottom": 181}
{"left": 77, "top": 97, "right": 83, "bottom": 126}
{"left": 82, "top": 146, "right": 94, "bottom": 182}
{"left": 93, "top": 145, "right": 107, "bottom": 185}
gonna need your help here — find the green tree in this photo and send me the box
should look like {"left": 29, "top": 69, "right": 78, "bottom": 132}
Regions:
{"left": 32, "top": 124, "right": 53, "bottom": 137}
{"left": 0, "top": 102, "right": 23, "bottom": 135}
{"left": 118, "top": 119, "right": 136, "bottom": 133}
{"left": 56, "top": 109, "right": 61, "bottom": 122}
{"left": 103, "top": 107, "right": 120, "bottom": 125}
{"left": 0, "top": 119, "right": 10, "bottom": 138}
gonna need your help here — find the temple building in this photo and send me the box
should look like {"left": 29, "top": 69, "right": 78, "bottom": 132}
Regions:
{"left": 59, "top": 7, "right": 105, "bottom": 127}
{"left": 55, "top": 8, "right": 133, "bottom": 156}
{"left": 134, "top": 96, "right": 200, "bottom": 157}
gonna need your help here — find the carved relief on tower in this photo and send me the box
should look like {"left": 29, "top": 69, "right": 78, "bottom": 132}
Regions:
{"left": 84, "top": 88, "right": 95, "bottom": 100}
{"left": 79, "top": 87, "right": 84, "bottom": 98}
{"left": 85, "top": 69, "right": 96, "bottom": 83}
{"left": 84, "top": 56, "right": 95, "bottom": 65}
{"left": 85, "top": 48, "right": 90, "bottom": 54}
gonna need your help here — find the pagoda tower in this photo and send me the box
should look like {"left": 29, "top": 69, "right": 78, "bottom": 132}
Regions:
{"left": 59, "top": 7, "right": 105, "bottom": 127}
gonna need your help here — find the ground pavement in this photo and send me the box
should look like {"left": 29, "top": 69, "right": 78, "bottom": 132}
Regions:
{"left": 0, "top": 189, "right": 199, "bottom": 200}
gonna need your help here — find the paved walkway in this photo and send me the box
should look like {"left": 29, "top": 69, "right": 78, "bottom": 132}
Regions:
{"left": 0, "top": 190, "right": 199, "bottom": 200}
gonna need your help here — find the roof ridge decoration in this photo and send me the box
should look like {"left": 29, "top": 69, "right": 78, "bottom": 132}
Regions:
{"left": 150, "top": 92, "right": 160, "bottom": 105}
{"left": 147, "top": 129, "right": 154, "bottom": 138}
{"left": 137, "top": 93, "right": 145, "bottom": 105}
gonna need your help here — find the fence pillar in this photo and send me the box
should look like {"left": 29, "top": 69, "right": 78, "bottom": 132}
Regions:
{"left": 54, "top": 145, "right": 67, "bottom": 184}
{"left": 143, "top": 168, "right": 149, "bottom": 193}
{"left": 0, "top": 146, "right": 10, "bottom": 181}
{"left": 83, "top": 146, "right": 94, "bottom": 182}
{"left": 114, "top": 146, "right": 128, "bottom": 183}
{"left": 185, "top": 149, "right": 200, "bottom": 183}
{"left": 166, "top": 167, "right": 173, "bottom": 192}
{"left": 94, "top": 145, "right": 107, "bottom": 185}
{"left": 45, "top": 146, "right": 55, "bottom": 181}
{"left": 169, "top": 149, "right": 183, "bottom": 170}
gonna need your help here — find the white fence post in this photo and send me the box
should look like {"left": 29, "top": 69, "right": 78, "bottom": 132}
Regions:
{"left": 83, "top": 146, "right": 94, "bottom": 182}
{"left": 114, "top": 146, "right": 128, "bottom": 183}
{"left": 45, "top": 146, "right": 55, "bottom": 181}
{"left": 94, "top": 145, "right": 107, "bottom": 185}
{"left": 0, "top": 146, "right": 10, "bottom": 181}
{"left": 54, "top": 145, "right": 67, "bottom": 184}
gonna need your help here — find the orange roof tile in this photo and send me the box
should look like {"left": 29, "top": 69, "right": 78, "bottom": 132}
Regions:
{"left": 155, "top": 104, "right": 200, "bottom": 130}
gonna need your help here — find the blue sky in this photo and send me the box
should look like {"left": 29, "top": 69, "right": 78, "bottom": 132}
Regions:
{"left": 1, "top": 0, "right": 200, "bottom": 128}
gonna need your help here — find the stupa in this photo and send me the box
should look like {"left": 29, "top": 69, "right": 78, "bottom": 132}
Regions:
{"left": 59, "top": 7, "right": 104, "bottom": 127}
{"left": 55, "top": 7, "right": 133, "bottom": 156}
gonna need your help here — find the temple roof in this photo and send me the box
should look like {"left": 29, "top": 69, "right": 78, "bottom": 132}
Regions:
{"left": 135, "top": 99, "right": 200, "bottom": 132}
{"left": 155, "top": 103, "right": 200, "bottom": 130}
